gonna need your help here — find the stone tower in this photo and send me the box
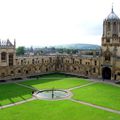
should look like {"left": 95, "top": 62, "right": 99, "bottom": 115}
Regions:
{"left": 101, "top": 7, "right": 120, "bottom": 80}
{"left": 0, "top": 39, "right": 16, "bottom": 77}
{"left": 0, "top": 39, "right": 16, "bottom": 67}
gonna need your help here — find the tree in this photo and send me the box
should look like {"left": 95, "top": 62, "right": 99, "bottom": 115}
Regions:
{"left": 16, "top": 46, "right": 25, "bottom": 56}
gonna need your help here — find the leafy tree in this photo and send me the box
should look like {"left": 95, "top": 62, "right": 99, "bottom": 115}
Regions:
{"left": 16, "top": 46, "right": 25, "bottom": 56}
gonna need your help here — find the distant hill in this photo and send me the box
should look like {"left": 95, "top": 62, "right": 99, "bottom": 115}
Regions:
{"left": 53, "top": 43, "right": 101, "bottom": 50}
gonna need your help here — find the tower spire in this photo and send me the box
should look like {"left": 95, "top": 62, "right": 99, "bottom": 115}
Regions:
{"left": 112, "top": 2, "right": 114, "bottom": 13}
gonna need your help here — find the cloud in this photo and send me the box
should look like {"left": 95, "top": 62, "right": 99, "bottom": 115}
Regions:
{"left": 0, "top": 0, "right": 119, "bottom": 47}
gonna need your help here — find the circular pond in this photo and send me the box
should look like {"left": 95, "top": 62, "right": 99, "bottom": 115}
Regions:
{"left": 33, "top": 89, "right": 72, "bottom": 100}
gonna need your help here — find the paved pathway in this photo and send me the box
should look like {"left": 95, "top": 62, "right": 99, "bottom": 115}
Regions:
{"left": 70, "top": 99, "right": 120, "bottom": 115}
{"left": 68, "top": 81, "right": 97, "bottom": 91}
{"left": 15, "top": 82, "right": 38, "bottom": 91}
{"left": 99, "top": 80, "right": 120, "bottom": 88}
{"left": 89, "top": 78, "right": 120, "bottom": 88}
{"left": 0, "top": 97, "right": 36, "bottom": 109}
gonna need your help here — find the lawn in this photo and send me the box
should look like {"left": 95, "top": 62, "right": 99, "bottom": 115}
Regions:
{"left": 0, "top": 100, "right": 120, "bottom": 120}
{"left": 20, "top": 77, "right": 90, "bottom": 89}
{"left": 0, "top": 74, "right": 90, "bottom": 106}
{"left": 0, "top": 74, "right": 120, "bottom": 120}
{"left": 72, "top": 82, "right": 120, "bottom": 111}
{"left": 0, "top": 83, "right": 32, "bottom": 106}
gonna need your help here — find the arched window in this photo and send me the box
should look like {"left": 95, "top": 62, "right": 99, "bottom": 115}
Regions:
{"left": 107, "top": 22, "right": 111, "bottom": 31}
{"left": 105, "top": 53, "right": 110, "bottom": 61}
{"left": 9, "top": 54, "right": 14, "bottom": 66}
{"left": 1, "top": 52, "right": 7, "bottom": 61}
{"left": 32, "top": 59, "right": 34, "bottom": 64}
{"left": 113, "top": 22, "right": 117, "bottom": 33}
{"left": 18, "top": 70, "right": 21, "bottom": 73}
{"left": 93, "top": 68, "right": 96, "bottom": 73}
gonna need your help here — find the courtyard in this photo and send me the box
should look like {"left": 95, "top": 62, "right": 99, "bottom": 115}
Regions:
{"left": 0, "top": 74, "right": 120, "bottom": 120}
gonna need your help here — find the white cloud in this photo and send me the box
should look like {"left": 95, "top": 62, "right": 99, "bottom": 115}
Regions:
{"left": 0, "top": 0, "right": 119, "bottom": 47}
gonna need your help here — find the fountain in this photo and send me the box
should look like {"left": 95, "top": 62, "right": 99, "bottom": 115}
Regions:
{"left": 33, "top": 88, "right": 72, "bottom": 100}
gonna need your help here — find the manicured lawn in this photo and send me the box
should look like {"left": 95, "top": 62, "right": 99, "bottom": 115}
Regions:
{"left": 0, "top": 100, "right": 120, "bottom": 120}
{"left": 0, "top": 74, "right": 120, "bottom": 120}
{"left": 20, "top": 77, "right": 90, "bottom": 89}
{"left": 0, "top": 83, "right": 32, "bottom": 106}
{"left": 72, "top": 83, "right": 120, "bottom": 111}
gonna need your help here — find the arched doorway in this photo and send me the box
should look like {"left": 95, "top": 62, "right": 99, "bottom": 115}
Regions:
{"left": 102, "top": 67, "right": 111, "bottom": 80}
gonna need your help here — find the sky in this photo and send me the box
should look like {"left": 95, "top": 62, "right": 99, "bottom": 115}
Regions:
{"left": 0, "top": 0, "right": 119, "bottom": 47}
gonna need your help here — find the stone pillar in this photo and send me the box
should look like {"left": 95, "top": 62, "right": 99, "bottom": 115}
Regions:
{"left": 6, "top": 52, "right": 9, "bottom": 66}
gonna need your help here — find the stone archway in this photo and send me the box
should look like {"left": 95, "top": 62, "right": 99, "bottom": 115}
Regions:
{"left": 102, "top": 67, "right": 111, "bottom": 80}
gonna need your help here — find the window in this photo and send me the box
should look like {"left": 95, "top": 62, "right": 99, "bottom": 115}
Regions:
{"left": 1, "top": 52, "right": 7, "bottom": 61}
{"left": 9, "top": 54, "right": 14, "bottom": 66}
{"left": 21, "top": 60, "right": 23, "bottom": 65}
{"left": 73, "top": 59, "right": 75, "bottom": 64}
{"left": 106, "top": 39, "right": 110, "bottom": 43}
{"left": 94, "top": 60, "right": 97, "bottom": 65}
{"left": 11, "top": 71, "right": 14, "bottom": 74}
{"left": 32, "top": 59, "right": 34, "bottom": 64}
{"left": 93, "top": 68, "right": 96, "bottom": 73}
{"left": 105, "top": 54, "right": 110, "bottom": 61}
{"left": 49, "top": 57, "right": 52, "bottom": 62}
{"left": 118, "top": 72, "right": 120, "bottom": 76}
{"left": 80, "top": 59, "right": 82, "bottom": 64}
{"left": 1, "top": 73, "right": 5, "bottom": 77}
{"left": 26, "top": 70, "right": 28, "bottom": 74}
{"left": 42, "top": 59, "right": 44, "bottom": 63}
{"left": 18, "top": 70, "right": 21, "bottom": 73}
{"left": 113, "top": 22, "right": 116, "bottom": 32}
{"left": 107, "top": 22, "right": 111, "bottom": 31}
{"left": 74, "top": 67, "right": 76, "bottom": 70}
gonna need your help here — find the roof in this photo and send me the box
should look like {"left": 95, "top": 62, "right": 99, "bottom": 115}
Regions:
{"left": 106, "top": 8, "right": 119, "bottom": 20}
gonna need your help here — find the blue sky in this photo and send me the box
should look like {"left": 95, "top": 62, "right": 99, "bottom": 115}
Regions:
{"left": 0, "top": 0, "right": 119, "bottom": 47}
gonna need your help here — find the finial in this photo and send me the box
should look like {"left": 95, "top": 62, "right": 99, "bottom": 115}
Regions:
{"left": 112, "top": 2, "right": 114, "bottom": 13}
{"left": 14, "top": 38, "right": 16, "bottom": 48}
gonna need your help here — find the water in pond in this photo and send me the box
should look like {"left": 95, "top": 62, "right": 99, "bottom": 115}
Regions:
{"left": 35, "top": 90, "right": 70, "bottom": 100}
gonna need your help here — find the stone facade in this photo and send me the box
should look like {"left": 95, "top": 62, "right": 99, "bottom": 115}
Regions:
{"left": 0, "top": 8, "right": 120, "bottom": 81}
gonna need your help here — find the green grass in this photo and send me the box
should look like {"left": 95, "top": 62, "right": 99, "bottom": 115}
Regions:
{"left": 0, "top": 83, "right": 32, "bottom": 106}
{"left": 72, "top": 83, "right": 120, "bottom": 111}
{"left": 0, "top": 74, "right": 120, "bottom": 120}
{"left": 0, "top": 100, "right": 120, "bottom": 120}
{"left": 20, "top": 77, "right": 90, "bottom": 89}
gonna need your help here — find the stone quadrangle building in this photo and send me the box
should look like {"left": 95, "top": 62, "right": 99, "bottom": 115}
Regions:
{"left": 0, "top": 8, "right": 120, "bottom": 81}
